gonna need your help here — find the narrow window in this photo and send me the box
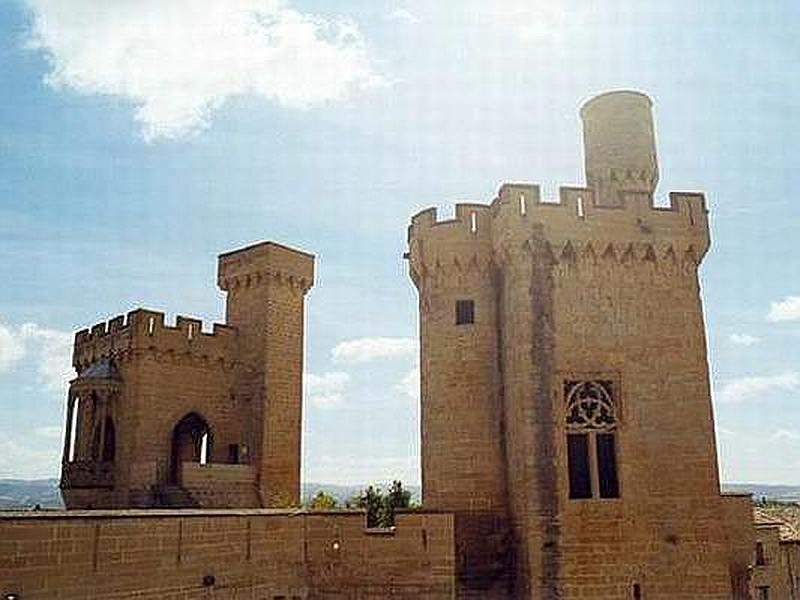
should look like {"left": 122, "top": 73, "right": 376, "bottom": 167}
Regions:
{"left": 470, "top": 211, "right": 478, "bottom": 233}
{"left": 632, "top": 583, "right": 642, "bottom": 600}
{"left": 228, "top": 444, "right": 240, "bottom": 464}
{"left": 68, "top": 397, "right": 80, "bottom": 462}
{"left": 199, "top": 432, "right": 209, "bottom": 465}
{"left": 596, "top": 433, "right": 620, "bottom": 498}
{"left": 147, "top": 316, "right": 155, "bottom": 335}
{"left": 567, "top": 433, "right": 592, "bottom": 499}
{"left": 577, "top": 195, "right": 585, "bottom": 218}
{"left": 757, "top": 586, "right": 770, "bottom": 600}
{"left": 102, "top": 417, "right": 116, "bottom": 462}
{"left": 187, "top": 323, "right": 195, "bottom": 340}
{"left": 91, "top": 426, "right": 101, "bottom": 460}
{"left": 755, "top": 542, "right": 766, "bottom": 566}
{"left": 455, "top": 299, "right": 475, "bottom": 325}
{"left": 520, "top": 193, "right": 527, "bottom": 215}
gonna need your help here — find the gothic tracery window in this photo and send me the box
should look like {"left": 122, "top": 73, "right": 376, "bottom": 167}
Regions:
{"left": 565, "top": 380, "right": 620, "bottom": 500}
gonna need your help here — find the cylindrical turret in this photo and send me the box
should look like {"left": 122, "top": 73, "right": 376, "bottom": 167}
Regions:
{"left": 580, "top": 90, "right": 659, "bottom": 205}
{"left": 407, "top": 205, "right": 507, "bottom": 514}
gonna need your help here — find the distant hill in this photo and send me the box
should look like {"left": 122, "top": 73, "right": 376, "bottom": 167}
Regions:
{"left": 722, "top": 483, "right": 800, "bottom": 503}
{"left": 0, "top": 479, "right": 63, "bottom": 509}
{"left": 0, "top": 479, "right": 421, "bottom": 509}
{"left": 1, "top": 479, "right": 792, "bottom": 510}
{"left": 303, "top": 482, "right": 421, "bottom": 506}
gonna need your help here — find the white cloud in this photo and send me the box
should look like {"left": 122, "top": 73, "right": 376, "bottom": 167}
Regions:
{"left": 35, "top": 425, "right": 64, "bottom": 439}
{"left": 397, "top": 363, "right": 419, "bottom": 400}
{"left": 20, "top": 324, "right": 73, "bottom": 393}
{"left": 0, "top": 438, "right": 61, "bottom": 479}
{"left": 0, "top": 321, "right": 73, "bottom": 394}
{"left": 331, "top": 337, "right": 416, "bottom": 364}
{"left": 387, "top": 8, "right": 420, "bottom": 25}
{"left": 306, "top": 453, "right": 419, "bottom": 486}
{"left": 305, "top": 371, "right": 350, "bottom": 408}
{"left": 772, "top": 429, "right": 800, "bottom": 441}
{"left": 767, "top": 295, "right": 800, "bottom": 322}
{"left": 729, "top": 333, "right": 760, "bottom": 346}
{"left": 25, "top": 0, "right": 381, "bottom": 141}
{"left": 0, "top": 322, "right": 27, "bottom": 372}
{"left": 717, "top": 372, "right": 800, "bottom": 404}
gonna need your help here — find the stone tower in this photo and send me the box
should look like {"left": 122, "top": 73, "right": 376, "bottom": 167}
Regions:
{"left": 408, "top": 91, "right": 734, "bottom": 598}
{"left": 60, "top": 241, "right": 313, "bottom": 509}
{"left": 218, "top": 242, "right": 314, "bottom": 506}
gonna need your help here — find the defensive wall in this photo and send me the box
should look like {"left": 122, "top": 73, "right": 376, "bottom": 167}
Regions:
{"left": 0, "top": 509, "right": 455, "bottom": 599}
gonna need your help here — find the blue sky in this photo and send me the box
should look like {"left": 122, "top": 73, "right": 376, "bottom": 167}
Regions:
{"left": 0, "top": 0, "right": 798, "bottom": 485}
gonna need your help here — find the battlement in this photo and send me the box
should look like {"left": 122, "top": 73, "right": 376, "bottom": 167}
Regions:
{"left": 492, "top": 183, "right": 706, "bottom": 224}
{"left": 218, "top": 240, "right": 314, "bottom": 294}
{"left": 408, "top": 203, "right": 493, "bottom": 241}
{"left": 73, "top": 308, "right": 235, "bottom": 372}
{"left": 410, "top": 184, "right": 707, "bottom": 244}
{"left": 407, "top": 184, "right": 710, "bottom": 279}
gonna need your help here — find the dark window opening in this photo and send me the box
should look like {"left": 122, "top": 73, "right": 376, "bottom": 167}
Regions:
{"left": 757, "top": 586, "right": 770, "bottom": 600}
{"left": 597, "top": 433, "right": 619, "bottom": 498}
{"left": 632, "top": 583, "right": 642, "bottom": 600}
{"left": 567, "top": 433, "right": 592, "bottom": 499}
{"left": 102, "top": 417, "right": 116, "bottom": 462}
{"left": 91, "top": 426, "right": 101, "bottom": 460}
{"left": 755, "top": 542, "right": 766, "bottom": 566}
{"left": 455, "top": 299, "right": 474, "bottom": 325}
{"left": 228, "top": 444, "right": 240, "bottom": 464}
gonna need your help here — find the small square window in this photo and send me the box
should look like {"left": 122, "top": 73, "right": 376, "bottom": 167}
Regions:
{"left": 455, "top": 300, "right": 474, "bottom": 325}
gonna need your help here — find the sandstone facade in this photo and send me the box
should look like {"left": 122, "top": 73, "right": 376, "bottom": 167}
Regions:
{"left": 407, "top": 91, "right": 757, "bottom": 598}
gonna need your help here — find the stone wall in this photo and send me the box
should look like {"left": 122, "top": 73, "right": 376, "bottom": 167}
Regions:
{"left": 180, "top": 463, "right": 260, "bottom": 508}
{"left": 721, "top": 494, "right": 756, "bottom": 599}
{"left": 753, "top": 523, "right": 795, "bottom": 599}
{"left": 0, "top": 509, "right": 455, "bottom": 599}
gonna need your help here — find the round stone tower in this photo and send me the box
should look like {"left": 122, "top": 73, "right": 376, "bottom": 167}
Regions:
{"left": 580, "top": 90, "right": 659, "bottom": 205}
{"left": 407, "top": 204, "right": 507, "bottom": 514}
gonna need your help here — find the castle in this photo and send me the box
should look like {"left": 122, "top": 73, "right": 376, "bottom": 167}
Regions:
{"left": 61, "top": 241, "right": 314, "bottom": 510}
{"left": 0, "top": 91, "right": 774, "bottom": 598}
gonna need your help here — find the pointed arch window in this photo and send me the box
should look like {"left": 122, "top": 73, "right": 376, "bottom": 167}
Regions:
{"left": 565, "top": 380, "right": 620, "bottom": 499}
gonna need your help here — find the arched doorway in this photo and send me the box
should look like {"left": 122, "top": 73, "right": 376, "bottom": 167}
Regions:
{"left": 170, "top": 413, "right": 212, "bottom": 483}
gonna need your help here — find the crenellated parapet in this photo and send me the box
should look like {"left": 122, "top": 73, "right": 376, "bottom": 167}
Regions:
{"left": 408, "top": 183, "right": 709, "bottom": 282}
{"left": 407, "top": 203, "right": 495, "bottom": 287}
{"left": 217, "top": 241, "right": 314, "bottom": 295}
{"left": 490, "top": 183, "right": 709, "bottom": 266}
{"left": 73, "top": 309, "right": 235, "bottom": 373}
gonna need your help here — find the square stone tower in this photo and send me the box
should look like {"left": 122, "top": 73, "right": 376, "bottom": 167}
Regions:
{"left": 407, "top": 91, "right": 738, "bottom": 598}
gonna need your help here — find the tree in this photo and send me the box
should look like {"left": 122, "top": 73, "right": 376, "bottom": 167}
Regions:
{"left": 385, "top": 480, "right": 412, "bottom": 515}
{"left": 354, "top": 485, "right": 384, "bottom": 527}
{"left": 354, "top": 480, "right": 413, "bottom": 527}
{"left": 307, "top": 490, "right": 338, "bottom": 510}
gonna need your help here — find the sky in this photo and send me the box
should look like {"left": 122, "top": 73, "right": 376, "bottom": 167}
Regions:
{"left": 0, "top": 0, "right": 798, "bottom": 486}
